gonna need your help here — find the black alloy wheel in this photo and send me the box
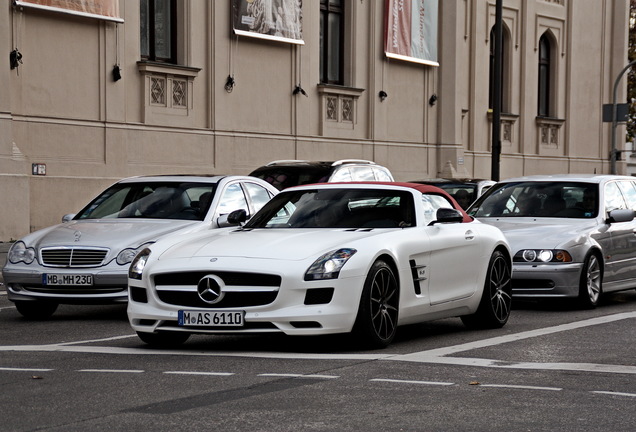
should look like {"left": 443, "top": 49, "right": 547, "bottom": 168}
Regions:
{"left": 461, "top": 249, "right": 512, "bottom": 329}
{"left": 353, "top": 259, "right": 399, "bottom": 349}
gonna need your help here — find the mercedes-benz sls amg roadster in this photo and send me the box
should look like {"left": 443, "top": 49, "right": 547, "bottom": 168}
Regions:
{"left": 127, "top": 182, "right": 512, "bottom": 349}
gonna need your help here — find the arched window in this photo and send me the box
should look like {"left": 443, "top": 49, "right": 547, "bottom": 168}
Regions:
{"left": 538, "top": 34, "right": 552, "bottom": 117}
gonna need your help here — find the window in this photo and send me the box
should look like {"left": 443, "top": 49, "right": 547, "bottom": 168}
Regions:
{"left": 538, "top": 34, "right": 552, "bottom": 117}
{"left": 217, "top": 183, "right": 248, "bottom": 216}
{"left": 320, "top": 0, "right": 344, "bottom": 84}
{"left": 140, "top": 0, "right": 176, "bottom": 63}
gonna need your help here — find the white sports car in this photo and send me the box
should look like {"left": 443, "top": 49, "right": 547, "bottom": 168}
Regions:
{"left": 128, "top": 182, "right": 512, "bottom": 349}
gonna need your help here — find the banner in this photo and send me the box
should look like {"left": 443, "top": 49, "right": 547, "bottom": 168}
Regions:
{"left": 384, "top": 0, "right": 438, "bottom": 66}
{"left": 15, "top": 0, "right": 123, "bottom": 23}
{"left": 232, "top": 0, "right": 304, "bottom": 45}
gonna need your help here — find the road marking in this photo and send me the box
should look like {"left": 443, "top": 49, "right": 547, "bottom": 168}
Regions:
{"left": 479, "top": 384, "right": 562, "bottom": 391}
{"left": 370, "top": 378, "right": 454, "bottom": 386}
{"left": 164, "top": 371, "right": 235, "bottom": 376}
{"left": 0, "top": 367, "right": 53, "bottom": 372}
{"left": 392, "top": 311, "right": 636, "bottom": 360}
{"left": 258, "top": 373, "right": 339, "bottom": 379}
{"left": 0, "top": 312, "right": 635, "bottom": 375}
{"left": 78, "top": 369, "right": 144, "bottom": 373}
{"left": 592, "top": 391, "right": 636, "bottom": 398}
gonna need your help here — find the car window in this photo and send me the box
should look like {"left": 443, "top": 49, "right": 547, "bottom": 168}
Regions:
{"left": 246, "top": 188, "right": 414, "bottom": 229}
{"left": 605, "top": 182, "right": 628, "bottom": 212}
{"left": 470, "top": 181, "right": 598, "bottom": 218}
{"left": 348, "top": 166, "right": 376, "bottom": 181}
{"left": 421, "top": 194, "right": 454, "bottom": 225}
{"left": 217, "top": 183, "right": 248, "bottom": 216}
{"left": 373, "top": 167, "right": 393, "bottom": 181}
{"left": 329, "top": 167, "right": 353, "bottom": 182}
{"left": 76, "top": 182, "right": 215, "bottom": 221}
{"left": 243, "top": 182, "right": 273, "bottom": 212}
{"left": 617, "top": 181, "right": 636, "bottom": 209}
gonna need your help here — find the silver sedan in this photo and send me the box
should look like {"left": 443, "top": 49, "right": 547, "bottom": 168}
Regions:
{"left": 468, "top": 174, "right": 636, "bottom": 308}
{"left": 2, "top": 175, "right": 278, "bottom": 319}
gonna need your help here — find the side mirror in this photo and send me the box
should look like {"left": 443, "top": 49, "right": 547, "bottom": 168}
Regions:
{"left": 62, "top": 214, "right": 75, "bottom": 223}
{"left": 607, "top": 209, "right": 635, "bottom": 224}
{"left": 217, "top": 209, "right": 248, "bottom": 227}
{"left": 429, "top": 208, "right": 464, "bottom": 226}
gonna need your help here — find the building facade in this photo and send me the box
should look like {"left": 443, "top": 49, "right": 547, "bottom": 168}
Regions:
{"left": 0, "top": 0, "right": 630, "bottom": 240}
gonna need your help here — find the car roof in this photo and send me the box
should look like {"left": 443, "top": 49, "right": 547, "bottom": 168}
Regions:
{"left": 257, "top": 159, "right": 380, "bottom": 168}
{"left": 115, "top": 174, "right": 248, "bottom": 184}
{"left": 496, "top": 174, "right": 636, "bottom": 184}
{"left": 410, "top": 178, "right": 494, "bottom": 185}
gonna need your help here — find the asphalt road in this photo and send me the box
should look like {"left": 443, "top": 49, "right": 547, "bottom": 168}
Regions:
{"left": 1, "top": 274, "right": 636, "bottom": 431}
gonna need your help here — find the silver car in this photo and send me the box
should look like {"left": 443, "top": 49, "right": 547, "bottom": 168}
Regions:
{"left": 2, "top": 175, "right": 278, "bottom": 319}
{"left": 467, "top": 174, "right": 636, "bottom": 308}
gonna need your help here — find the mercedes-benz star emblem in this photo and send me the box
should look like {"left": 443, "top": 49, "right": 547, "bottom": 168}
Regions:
{"left": 196, "top": 274, "right": 225, "bottom": 304}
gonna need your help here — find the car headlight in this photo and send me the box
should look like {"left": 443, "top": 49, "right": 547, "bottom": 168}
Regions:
{"left": 128, "top": 248, "right": 151, "bottom": 280}
{"left": 514, "top": 249, "right": 572, "bottom": 263}
{"left": 304, "top": 248, "right": 357, "bottom": 281}
{"left": 8, "top": 241, "right": 36, "bottom": 264}
{"left": 117, "top": 242, "right": 154, "bottom": 265}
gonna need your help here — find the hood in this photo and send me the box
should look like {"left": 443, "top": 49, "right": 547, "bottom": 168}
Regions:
{"left": 28, "top": 219, "right": 199, "bottom": 251}
{"left": 159, "top": 228, "right": 389, "bottom": 261}
{"left": 478, "top": 217, "right": 597, "bottom": 250}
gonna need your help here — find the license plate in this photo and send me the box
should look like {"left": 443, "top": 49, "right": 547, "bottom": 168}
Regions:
{"left": 42, "top": 274, "right": 93, "bottom": 286}
{"left": 178, "top": 310, "right": 244, "bottom": 327}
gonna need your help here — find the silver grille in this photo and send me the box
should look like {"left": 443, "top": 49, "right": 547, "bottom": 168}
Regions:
{"left": 40, "top": 247, "right": 109, "bottom": 267}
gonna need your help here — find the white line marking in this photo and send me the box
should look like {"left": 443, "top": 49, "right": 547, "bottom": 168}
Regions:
{"left": 58, "top": 334, "right": 138, "bottom": 346}
{"left": 258, "top": 373, "right": 339, "bottom": 379}
{"left": 164, "top": 371, "right": 235, "bottom": 376}
{"left": 0, "top": 367, "right": 53, "bottom": 372}
{"left": 0, "top": 306, "right": 16, "bottom": 311}
{"left": 479, "top": 384, "right": 562, "bottom": 391}
{"left": 592, "top": 391, "right": 636, "bottom": 398}
{"left": 392, "top": 311, "right": 636, "bottom": 360}
{"left": 370, "top": 378, "right": 454, "bottom": 386}
{"left": 78, "top": 369, "right": 144, "bottom": 373}
{"left": 0, "top": 312, "right": 634, "bottom": 375}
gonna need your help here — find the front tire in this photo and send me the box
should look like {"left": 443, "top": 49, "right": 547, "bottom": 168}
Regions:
{"left": 578, "top": 252, "right": 602, "bottom": 308}
{"left": 461, "top": 250, "right": 512, "bottom": 329}
{"left": 14, "top": 301, "right": 58, "bottom": 319}
{"left": 353, "top": 259, "right": 399, "bottom": 349}
{"left": 136, "top": 331, "right": 190, "bottom": 348}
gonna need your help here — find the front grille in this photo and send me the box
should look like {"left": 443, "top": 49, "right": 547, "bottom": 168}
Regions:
{"left": 157, "top": 291, "right": 278, "bottom": 308}
{"left": 41, "top": 247, "right": 109, "bottom": 267}
{"left": 154, "top": 271, "right": 282, "bottom": 309}
{"left": 154, "top": 271, "right": 281, "bottom": 287}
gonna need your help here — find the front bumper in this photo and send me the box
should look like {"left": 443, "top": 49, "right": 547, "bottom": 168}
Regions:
{"left": 127, "top": 258, "right": 367, "bottom": 337}
{"left": 511, "top": 261, "right": 583, "bottom": 299}
{"left": 2, "top": 267, "right": 128, "bottom": 304}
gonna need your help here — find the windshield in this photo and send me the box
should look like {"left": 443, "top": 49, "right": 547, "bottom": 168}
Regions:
{"left": 468, "top": 182, "right": 598, "bottom": 218}
{"left": 245, "top": 188, "right": 415, "bottom": 229}
{"left": 75, "top": 182, "right": 216, "bottom": 221}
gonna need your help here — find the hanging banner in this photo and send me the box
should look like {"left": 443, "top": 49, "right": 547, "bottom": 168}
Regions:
{"left": 15, "top": 0, "right": 123, "bottom": 23}
{"left": 384, "top": 0, "right": 438, "bottom": 66}
{"left": 232, "top": 0, "right": 304, "bottom": 45}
